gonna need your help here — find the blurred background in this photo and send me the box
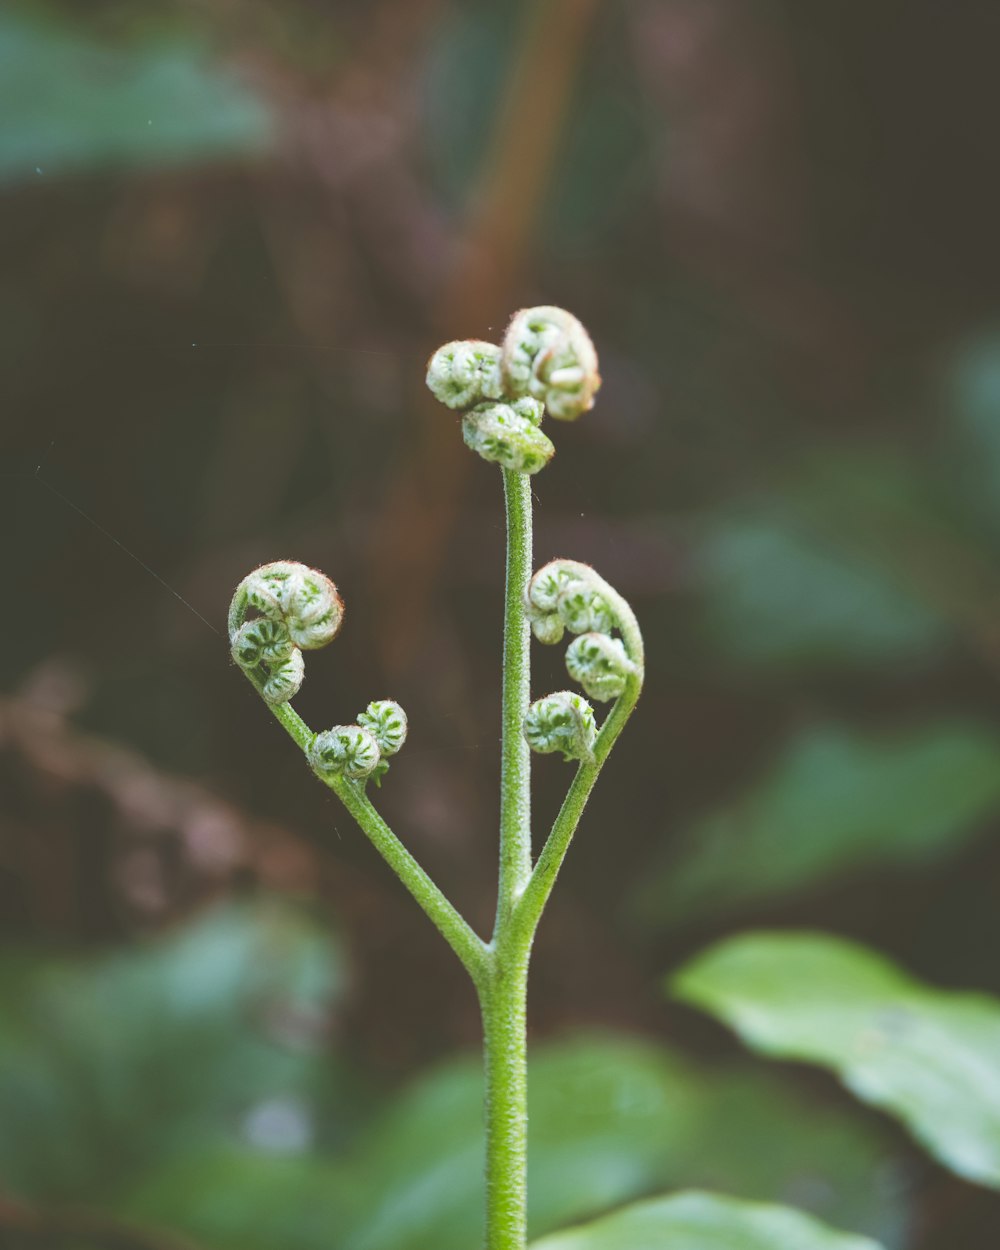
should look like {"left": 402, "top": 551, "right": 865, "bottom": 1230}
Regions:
{"left": 4, "top": 1, "right": 1000, "bottom": 1247}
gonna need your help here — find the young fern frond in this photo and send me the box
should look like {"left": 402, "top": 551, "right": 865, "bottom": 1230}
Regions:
{"left": 229, "top": 307, "right": 642, "bottom": 1250}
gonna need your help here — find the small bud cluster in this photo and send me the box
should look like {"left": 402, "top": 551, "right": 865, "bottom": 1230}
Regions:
{"left": 425, "top": 306, "right": 600, "bottom": 475}
{"left": 309, "top": 699, "right": 408, "bottom": 785}
{"left": 425, "top": 340, "right": 504, "bottom": 410}
{"left": 462, "top": 398, "right": 553, "bottom": 475}
{"left": 230, "top": 561, "right": 343, "bottom": 705}
{"left": 524, "top": 691, "right": 597, "bottom": 763}
{"left": 565, "top": 633, "right": 632, "bottom": 703}
{"left": 522, "top": 560, "right": 642, "bottom": 763}
{"left": 525, "top": 562, "right": 614, "bottom": 648}
{"left": 501, "top": 306, "right": 601, "bottom": 421}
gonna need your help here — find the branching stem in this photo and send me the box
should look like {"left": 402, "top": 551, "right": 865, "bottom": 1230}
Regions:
{"left": 229, "top": 326, "right": 641, "bottom": 1248}
{"left": 259, "top": 697, "right": 490, "bottom": 989}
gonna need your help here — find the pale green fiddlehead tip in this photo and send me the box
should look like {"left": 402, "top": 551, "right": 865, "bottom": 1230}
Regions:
{"left": 261, "top": 648, "right": 305, "bottom": 705}
{"left": 557, "top": 579, "right": 615, "bottom": 635}
{"left": 462, "top": 400, "right": 555, "bottom": 475}
{"left": 230, "top": 560, "right": 344, "bottom": 706}
{"left": 565, "top": 632, "right": 635, "bottom": 702}
{"left": 231, "top": 617, "right": 295, "bottom": 669}
{"left": 501, "top": 305, "right": 601, "bottom": 421}
{"left": 426, "top": 340, "right": 504, "bottom": 410}
{"left": 357, "top": 700, "right": 408, "bottom": 756}
{"left": 244, "top": 561, "right": 344, "bottom": 650}
{"left": 524, "top": 690, "right": 597, "bottom": 763}
{"left": 526, "top": 560, "right": 614, "bottom": 644}
{"left": 309, "top": 725, "right": 381, "bottom": 781}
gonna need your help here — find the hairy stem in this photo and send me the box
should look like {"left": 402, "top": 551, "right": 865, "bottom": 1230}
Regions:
{"left": 495, "top": 468, "right": 534, "bottom": 928}
{"left": 331, "top": 775, "right": 490, "bottom": 989}
{"left": 258, "top": 698, "right": 489, "bottom": 988}
{"left": 480, "top": 937, "right": 530, "bottom": 1250}
{"left": 483, "top": 466, "right": 534, "bottom": 1250}
{"left": 512, "top": 668, "right": 642, "bottom": 945}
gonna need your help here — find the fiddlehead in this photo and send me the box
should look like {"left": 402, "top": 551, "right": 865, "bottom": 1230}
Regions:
{"left": 522, "top": 558, "right": 643, "bottom": 765}
{"left": 357, "top": 700, "right": 408, "bottom": 756}
{"left": 462, "top": 399, "right": 554, "bottom": 475}
{"left": 523, "top": 691, "right": 597, "bottom": 763}
{"left": 426, "top": 340, "right": 504, "bottom": 410}
{"left": 565, "top": 632, "right": 637, "bottom": 703}
{"left": 501, "top": 305, "right": 601, "bottom": 421}
{"left": 309, "top": 725, "right": 382, "bottom": 781}
{"left": 228, "top": 561, "right": 410, "bottom": 786}
{"left": 424, "top": 307, "right": 601, "bottom": 474}
{"left": 229, "top": 561, "right": 342, "bottom": 707}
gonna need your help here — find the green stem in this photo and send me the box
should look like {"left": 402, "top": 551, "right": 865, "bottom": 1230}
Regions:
{"left": 482, "top": 467, "right": 533, "bottom": 1249}
{"left": 480, "top": 935, "right": 530, "bottom": 1250}
{"left": 495, "top": 468, "right": 534, "bottom": 929}
{"left": 511, "top": 668, "right": 642, "bottom": 945}
{"left": 257, "top": 696, "right": 489, "bottom": 988}
{"left": 329, "top": 773, "right": 490, "bottom": 990}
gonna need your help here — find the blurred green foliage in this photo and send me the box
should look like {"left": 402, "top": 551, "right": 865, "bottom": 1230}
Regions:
{"left": 0, "top": 905, "right": 909, "bottom": 1249}
{"left": 673, "top": 932, "right": 1000, "bottom": 1189}
{"left": 632, "top": 721, "right": 1000, "bottom": 927}
{"left": 0, "top": 11, "right": 271, "bottom": 184}
{"left": 0, "top": 900, "right": 350, "bottom": 1205}
{"left": 531, "top": 1192, "right": 885, "bottom": 1250}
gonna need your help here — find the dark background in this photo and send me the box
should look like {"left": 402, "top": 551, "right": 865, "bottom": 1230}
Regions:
{"left": 4, "top": 2, "right": 1000, "bottom": 1247}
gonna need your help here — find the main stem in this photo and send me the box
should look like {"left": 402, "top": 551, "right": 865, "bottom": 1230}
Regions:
{"left": 483, "top": 468, "right": 534, "bottom": 1250}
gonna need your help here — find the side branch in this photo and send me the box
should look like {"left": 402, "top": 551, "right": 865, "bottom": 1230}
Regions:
{"left": 260, "top": 694, "right": 490, "bottom": 989}
{"left": 511, "top": 667, "right": 642, "bottom": 944}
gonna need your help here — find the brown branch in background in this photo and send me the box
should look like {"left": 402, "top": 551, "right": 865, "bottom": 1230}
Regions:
{"left": 369, "top": 0, "right": 602, "bottom": 672}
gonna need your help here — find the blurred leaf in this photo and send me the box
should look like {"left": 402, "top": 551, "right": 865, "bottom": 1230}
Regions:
{"left": 696, "top": 452, "right": 1000, "bottom": 669}
{"left": 340, "top": 1035, "right": 906, "bottom": 1250}
{"left": 700, "top": 516, "right": 946, "bottom": 666}
{"left": 672, "top": 932, "right": 1000, "bottom": 1188}
{"left": 0, "top": 899, "right": 347, "bottom": 1203}
{"left": 631, "top": 721, "right": 1000, "bottom": 928}
{"left": 946, "top": 330, "right": 1000, "bottom": 537}
{"left": 0, "top": 12, "right": 272, "bottom": 184}
{"left": 122, "top": 1149, "right": 351, "bottom": 1250}
{"left": 529, "top": 1191, "right": 885, "bottom": 1250}
{"left": 420, "top": 8, "right": 512, "bottom": 205}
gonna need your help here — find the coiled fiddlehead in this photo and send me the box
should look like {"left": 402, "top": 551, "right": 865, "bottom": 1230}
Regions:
{"left": 426, "top": 340, "right": 504, "bottom": 410}
{"left": 523, "top": 690, "right": 597, "bottom": 763}
{"left": 425, "top": 306, "right": 600, "bottom": 473}
{"left": 229, "top": 561, "right": 342, "bottom": 706}
{"left": 462, "top": 400, "right": 554, "bottom": 475}
{"left": 500, "top": 306, "right": 601, "bottom": 421}
{"left": 565, "top": 633, "right": 636, "bottom": 703}
{"left": 309, "top": 725, "right": 382, "bottom": 781}
{"left": 229, "top": 561, "right": 408, "bottom": 785}
{"left": 523, "top": 558, "right": 644, "bottom": 761}
{"left": 358, "top": 700, "right": 408, "bottom": 756}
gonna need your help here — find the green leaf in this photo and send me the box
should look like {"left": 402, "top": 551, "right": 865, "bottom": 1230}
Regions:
{"left": 0, "top": 13, "right": 272, "bottom": 184}
{"left": 121, "top": 1149, "right": 351, "bottom": 1250}
{"left": 631, "top": 722, "right": 1000, "bottom": 927}
{"left": 946, "top": 330, "right": 1000, "bottom": 537}
{"left": 672, "top": 932, "right": 1000, "bottom": 1188}
{"left": 0, "top": 899, "right": 347, "bottom": 1203}
{"left": 529, "top": 1191, "right": 885, "bottom": 1250}
{"left": 340, "top": 1035, "right": 906, "bottom": 1250}
{"left": 695, "top": 451, "right": 1000, "bottom": 669}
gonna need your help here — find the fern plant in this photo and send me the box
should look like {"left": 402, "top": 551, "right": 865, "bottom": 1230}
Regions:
{"left": 228, "top": 307, "right": 641, "bottom": 1248}
{"left": 227, "top": 309, "right": 890, "bottom": 1250}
